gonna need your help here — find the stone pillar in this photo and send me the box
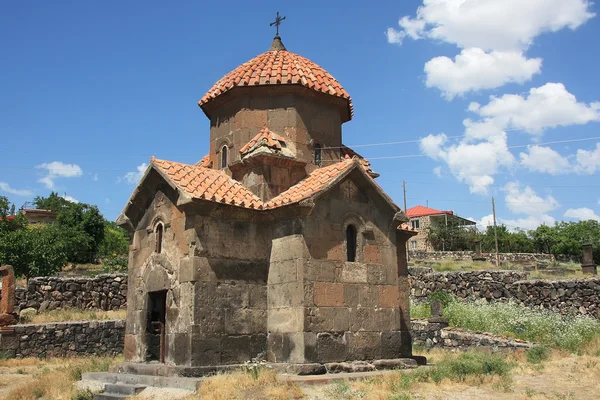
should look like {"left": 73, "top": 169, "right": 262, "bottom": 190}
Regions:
{"left": 266, "top": 234, "right": 315, "bottom": 363}
{"left": 581, "top": 244, "right": 597, "bottom": 275}
{"left": 395, "top": 231, "right": 412, "bottom": 357}
{"left": 0, "top": 265, "right": 16, "bottom": 327}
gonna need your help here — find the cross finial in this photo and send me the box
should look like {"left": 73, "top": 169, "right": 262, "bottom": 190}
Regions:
{"left": 270, "top": 11, "right": 286, "bottom": 36}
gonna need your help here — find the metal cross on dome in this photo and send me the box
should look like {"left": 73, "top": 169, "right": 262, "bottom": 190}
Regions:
{"left": 270, "top": 12, "right": 286, "bottom": 36}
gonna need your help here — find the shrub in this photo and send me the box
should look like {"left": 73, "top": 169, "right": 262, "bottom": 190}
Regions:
{"left": 526, "top": 345, "right": 550, "bottom": 364}
{"left": 428, "top": 352, "right": 513, "bottom": 383}
{"left": 428, "top": 290, "right": 457, "bottom": 308}
{"left": 445, "top": 300, "right": 600, "bottom": 353}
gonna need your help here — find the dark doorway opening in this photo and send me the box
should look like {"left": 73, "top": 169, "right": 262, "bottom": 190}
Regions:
{"left": 146, "top": 290, "right": 167, "bottom": 363}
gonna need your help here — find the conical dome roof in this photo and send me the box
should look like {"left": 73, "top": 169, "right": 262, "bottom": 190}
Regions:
{"left": 198, "top": 37, "right": 353, "bottom": 121}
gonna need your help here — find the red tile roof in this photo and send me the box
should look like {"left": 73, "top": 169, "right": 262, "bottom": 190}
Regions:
{"left": 398, "top": 223, "right": 418, "bottom": 233}
{"left": 198, "top": 48, "right": 353, "bottom": 120}
{"left": 341, "top": 145, "right": 379, "bottom": 178}
{"left": 264, "top": 159, "right": 355, "bottom": 209}
{"left": 150, "top": 157, "right": 359, "bottom": 211}
{"left": 406, "top": 205, "right": 454, "bottom": 218}
{"left": 195, "top": 154, "right": 212, "bottom": 168}
{"left": 239, "top": 127, "right": 287, "bottom": 156}
{"left": 152, "top": 157, "right": 263, "bottom": 209}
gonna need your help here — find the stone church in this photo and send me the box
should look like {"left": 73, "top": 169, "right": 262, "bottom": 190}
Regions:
{"left": 117, "top": 32, "right": 418, "bottom": 373}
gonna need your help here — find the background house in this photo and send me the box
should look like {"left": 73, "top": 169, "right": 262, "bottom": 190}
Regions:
{"left": 406, "top": 205, "right": 476, "bottom": 251}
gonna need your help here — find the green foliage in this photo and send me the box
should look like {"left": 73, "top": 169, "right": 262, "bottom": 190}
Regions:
{"left": 445, "top": 300, "right": 600, "bottom": 353}
{"left": 103, "top": 254, "right": 128, "bottom": 273}
{"left": 480, "top": 225, "right": 535, "bottom": 253}
{"left": 98, "top": 221, "right": 130, "bottom": 258}
{"left": 428, "top": 290, "right": 456, "bottom": 307}
{"left": 0, "top": 196, "right": 27, "bottom": 233}
{"left": 0, "top": 224, "right": 68, "bottom": 278}
{"left": 526, "top": 345, "right": 550, "bottom": 364}
{"left": 71, "top": 389, "right": 94, "bottom": 400}
{"left": 410, "top": 301, "right": 431, "bottom": 319}
{"left": 428, "top": 352, "right": 513, "bottom": 383}
{"left": 425, "top": 217, "right": 478, "bottom": 251}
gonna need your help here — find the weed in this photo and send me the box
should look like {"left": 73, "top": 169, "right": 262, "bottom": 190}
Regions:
{"left": 527, "top": 345, "right": 550, "bottom": 364}
{"left": 410, "top": 301, "right": 431, "bottom": 319}
{"left": 71, "top": 389, "right": 94, "bottom": 400}
{"left": 428, "top": 351, "right": 513, "bottom": 383}
{"left": 427, "top": 290, "right": 457, "bottom": 308}
{"left": 524, "top": 387, "right": 538, "bottom": 397}
{"left": 16, "top": 368, "right": 25, "bottom": 374}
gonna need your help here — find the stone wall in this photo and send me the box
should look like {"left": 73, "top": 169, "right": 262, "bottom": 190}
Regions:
{"left": 408, "top": 251, "right": 555, "bottom": 263}
{"left": 13, "top": 274, "right": 128, "bottom": 312}
{"left": 0, "top": 319, "right": 124, "bottom": 358}
{"left": 410, "top": 320, "right": 533, "bottom": 351}
{"left": 409, "top": 268, "right": 600, "bottom": 318}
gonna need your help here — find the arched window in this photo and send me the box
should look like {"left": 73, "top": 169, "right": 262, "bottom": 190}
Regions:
{"left": 314, "top": 143, "right": 322, "bottom": 166}
{"left": 155, "top": 223, "right": 163, "bottom": 254}
{"left": 221, "top": 145, "right": 228, "bottom": 169}
{"left": 346, "top": 224, "right": 357, "bottom": 262}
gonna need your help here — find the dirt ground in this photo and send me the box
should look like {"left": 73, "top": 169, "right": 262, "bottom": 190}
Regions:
{"left": 1, "top": 353, "right": 598, "bottom": 400}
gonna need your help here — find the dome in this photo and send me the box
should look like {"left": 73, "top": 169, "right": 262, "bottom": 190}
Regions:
{"left": 198, "top": 37, "right": 353, "bottom": 121}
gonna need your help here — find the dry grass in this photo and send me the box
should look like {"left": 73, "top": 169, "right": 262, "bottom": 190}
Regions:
{"left": 0, "top": 356, "right": 121, "bottom": 400}
{"left": 19, "top": 308, "right": 127, "bottom": 324}
{"left": 185, "top": 368, "right": 304, "bottom": 400}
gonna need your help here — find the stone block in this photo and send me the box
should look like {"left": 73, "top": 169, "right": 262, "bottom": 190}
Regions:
{"left": 268, "top": 282, "right": 304, "bottom": 309}
{"left": 349, "top": 307, "right": 377, "bottom": 332}
{"left": 251, "top": 334, "right": 267, "bottom": 358}
{"left": 169, "top": 333, "right": 190, "bottom": 365}
{"left": 348, "top": 331, "right": 381, "bottom": 360}
{"left": 314, "top": 282, "right": 344, "bottom": 307}
{"left": 194, "top": 307, "right": 224, "bottom": 333}
{"left": 316, "top": 332, "right": 347, "bottom": 362}
{"left": 268, "top": 260, "right": 298, "bottom": 284}
{"left": 267, "top": 307, "right": 303, "bottom": 333}
{"left": 191, "top": 332, "right": 221, "bottom": 366}
{"left": 343, "top": 284, "right": 360, "bottom": 307}
{"left": 194, "top": 282, "right": 219, "bottom": 309}
{"left": 358, "top": 285, "right": 379, "bottom": 307}
{"left": 305, "top": 307, "right": 349, "bottom": 332}
{"left": 380, "top": 331, "right": 403, "bottom": 359}
{"left": 270, "top": 235, "right": 309, "bottom": 263}
{"left": 379, "top": 285, "right": 399, "bottom": 308}
{"left": 341, "top": 263, "right": 368, "bottom": 283}
{"left": 222, "top": 335, "right": 251, "bottom": 364}
{"left": 363, "top": 245, "right": 382, "bottom": 264}
{"left": 249, "top": 285, "right": 267, "bottom": 309}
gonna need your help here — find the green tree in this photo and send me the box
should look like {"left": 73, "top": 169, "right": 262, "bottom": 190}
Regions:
{"left": 0, "top": 196, "right": 27, "bottom": 233}
{"left": 98, "top": 221, "right": 130, "bottom": 257}
{"left": 426, "top": 218, "right": 479, "bottom": 251}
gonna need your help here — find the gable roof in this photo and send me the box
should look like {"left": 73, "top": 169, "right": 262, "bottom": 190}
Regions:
{"left": 406, "top": 205, "right": 453, "bottom": 218}
{"left": 119, "top": 157, "right": 400, "bottom": 225}
{"left": 239, "top": 127, "right": 295, "bottom": 159}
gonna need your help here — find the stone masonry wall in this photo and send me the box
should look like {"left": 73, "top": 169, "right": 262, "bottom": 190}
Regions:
{"left": 408, "top": 251, "right": 555, "bottom": 263}
{"left": 0, "top": 319, "right": 125, "bottom": 359}
{"left": 13, "top": 274, "right": 128, "bottom": 312}
{"left": 410, "top": 320, "right": 533, "bottom": 351}
{"left": 409, "top": 267, "right": 600, "bottom": 318}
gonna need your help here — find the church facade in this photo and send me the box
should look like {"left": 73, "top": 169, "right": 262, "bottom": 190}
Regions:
{"left": 117, "top": 34, "right": 417, "bottom": 371}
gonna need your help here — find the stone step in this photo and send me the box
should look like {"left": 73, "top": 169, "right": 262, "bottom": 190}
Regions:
{"left": 104, "top": 383, "right": 146, "bottom": 395}
{"left": 82, "top": 372, "right": 202, "bottom": 391}
{"left": 93, "top": 394, "right": 129, "bottom": 400}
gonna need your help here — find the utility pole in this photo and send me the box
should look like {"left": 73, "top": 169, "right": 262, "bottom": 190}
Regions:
{"left": 402, "top": 180, "right": 407, "bottom": 212}
{"left": 492, "top": 197, "right": 499, "bottom": 268}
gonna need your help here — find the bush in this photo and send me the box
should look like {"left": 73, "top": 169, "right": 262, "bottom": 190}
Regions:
{"left": 428, "top": 290, "right": 457, "bottom": 308}
{"left": 429, "top": 352, "right": 513, "bottom": 383}
{"left": 445, "top": 300, "right": 600, "bottom": 353}
{"left": 526, "top": 345, "right": 550, "bottom": 364}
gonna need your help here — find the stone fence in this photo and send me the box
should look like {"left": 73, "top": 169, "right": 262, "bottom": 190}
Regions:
{"left": 410, "top": 319, "right": 533, "bottom": 351}
{"left": 0, "top": 319, "right": 125, "bottom": 358}
{"left": 409, "top": 267, "right": 600, "bottom": 318}
{"left": 408, "top": 251, "right": 555, "bottom": 264}
{"left": 12, "top": 274, "right": 128, "bottom": 312}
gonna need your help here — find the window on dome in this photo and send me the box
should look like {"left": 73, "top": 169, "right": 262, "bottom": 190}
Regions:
{"left": 314, "top": 143, "right": 322, "bottom": 166}
{"left": 221, "top": 146, "right": 228, "bottom": 169}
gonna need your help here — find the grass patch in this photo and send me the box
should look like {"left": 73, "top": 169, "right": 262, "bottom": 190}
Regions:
{"left": 186, "top": 367, "right": 304, "bottom": 400}
{"left": 410, "top": 301, "right": 431, "bottom": 319}
{"left": 5, "top": 356, "right": 120, "bottom": 400}
{"left": 526, "top": 345, "right": 551, "bottom": 364}
{"left": 18, "top": 309, "right": 127, "bottom": 324}
{"left": 445, "top": 300, "right": 600, "bottom": 354}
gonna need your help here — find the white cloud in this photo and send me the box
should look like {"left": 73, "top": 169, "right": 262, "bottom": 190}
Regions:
{"left": 389, "top": 0, "right": 595, "bottom": 51}
{"left": 433, "top": 166, "right": 443, "bottom": 177}
{"left": 92, "top": 173, "right": 98, "bottom": 181}
{"left": 0, "top": 182, "right": 33, "bottom": 197}
{"left": 386, "top": 27, "right": 405, "bottom": 44}
{"left": 564, "top": 207, "right": 600, "bottom": 221}
{"left": 424, "top": 48, "right": 542, "bottom": 99}
{"left": 121, "top": 163, "right": 148, "bottom": 185}
{"left": 519, "top": 145, "right": 571, "bottom": 175}
{"left": 420, "top": 132, "right": 515, "bottom": 194}
{"left": 464, "top": 83, "right": 600, "bottom": 139}
{"left": 504, "top": 181, "right": 559, "bottom": 216}
{"left": 36, "top": 161, "right": 83, "bottom": 189}
{"left": 574, "top": 143, "right": 600, "bottom": 174}
{"left": 501, "top": 214, "right": 556, "bottom": 231}
{"left": 476, "top": 213, "right": 495, "bottom": 230}
{"left": 61, "top": 194, "right": 79, "bottom": 203}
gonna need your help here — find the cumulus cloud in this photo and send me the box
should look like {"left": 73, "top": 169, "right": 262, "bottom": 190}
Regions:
{"left": 121, "top": 163, "right": 148, "bottom": 185}
{"left": 420, "top": 132, "right": 515, "bottom": 194}
{"left": 464, "top": 83, "right": 600, "bottom": 140}
{"left": 504, "top": 182, "right": 559, "bottom": 216}
{"left": 36, "top": 161, "right": 83, "bottom": 189}
{"left": 425, "top": 48, "right": 542, "bottom": 99}
{"left": 61, "top": 194, "right": 79, "bottom": 203}
{"left": 564, "top": 207, "right": 600, "bottom": 221}
{"left": 574, "top": 143, "right": 600, "bottom": 174}
{"left": 388, "top": 0, "right": 595, "bottom": 51}
{"left": 519, "top": 145, "right": 571, "bottom": 175}
{"left": 0, "top": 182, "right": 33, "bottom": 197}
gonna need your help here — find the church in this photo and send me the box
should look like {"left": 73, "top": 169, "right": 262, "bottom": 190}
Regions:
{"left": 117, "top": 22, "right": 418, "bottom": 373}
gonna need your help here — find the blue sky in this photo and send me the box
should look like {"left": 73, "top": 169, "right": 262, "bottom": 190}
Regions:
{"left": 1, "top": 1, "right": 599, "bottom": 229}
